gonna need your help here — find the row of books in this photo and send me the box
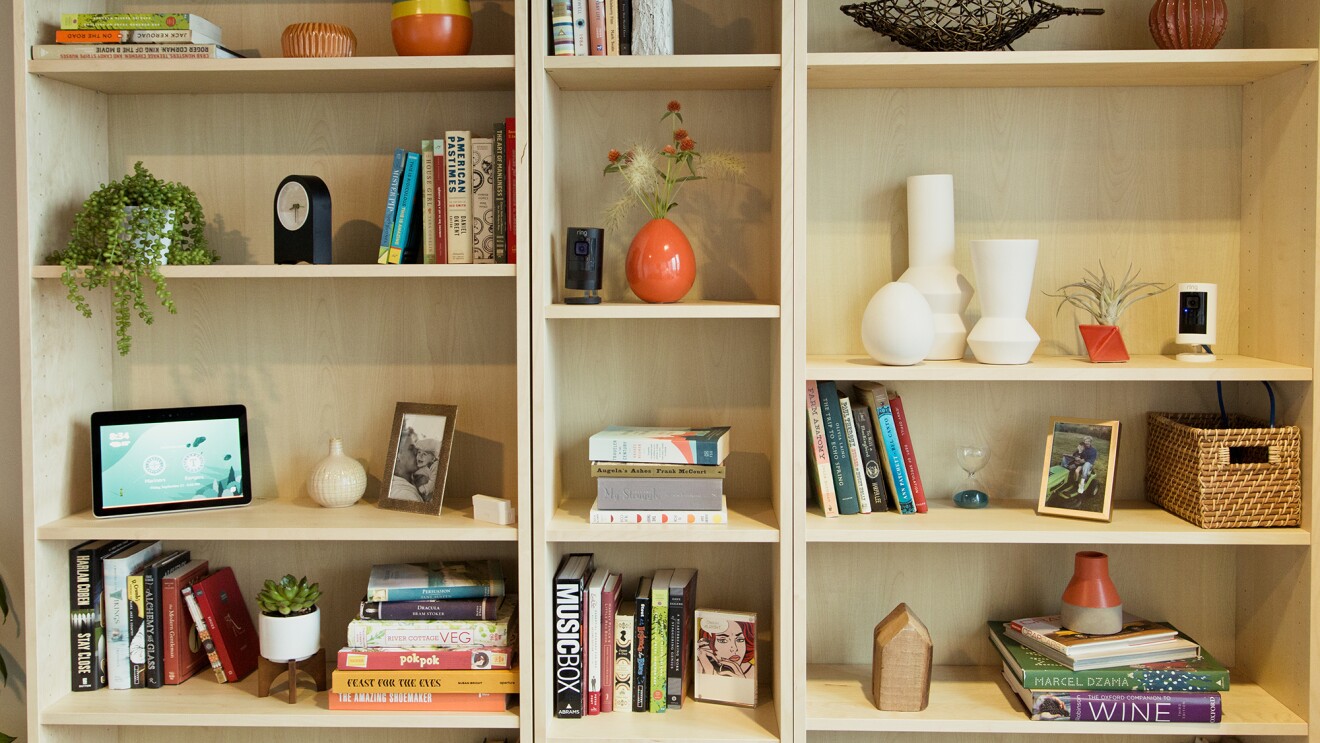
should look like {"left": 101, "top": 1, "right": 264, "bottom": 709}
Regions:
{"left": 330, "top": 560, "right": 516, "bottom": 712}
{"left": 552, "top": 555, "right": 697, "bottom": 717}
{"left": 807, "top": 380, "right": 928, "bottom": 517}
{"left": 36, "top": 13, "right": 241, "bottom": 59}
{"left": 585, "top": 425, "right": 731, "bottom": 524}
{"left": 69, "top": 540, "right": 256, "bottom": 691}
{"left": 551, "top": 0, "right": 637, "bottom": 56}
{"left": 992, "top": 614, "right": 1225, "bottom": 723}
{"left": 377, "top": 123, "right": 518, "bottom": 266}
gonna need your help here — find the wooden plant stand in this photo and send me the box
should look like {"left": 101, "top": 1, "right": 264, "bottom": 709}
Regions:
{"left": 257, "top": 648, "right": 328, "bottom": 704}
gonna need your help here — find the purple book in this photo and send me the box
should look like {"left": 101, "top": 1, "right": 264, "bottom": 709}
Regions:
{"left": 1004, "top": 664, "right": 1222, "bottom": 722}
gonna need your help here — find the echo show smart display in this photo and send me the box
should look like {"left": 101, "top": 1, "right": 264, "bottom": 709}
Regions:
{"left": 91, "top": 405, "right": 252, "bottom": 518}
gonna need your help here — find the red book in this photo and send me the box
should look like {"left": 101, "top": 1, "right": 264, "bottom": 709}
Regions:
{"left": 432, "top": 142, "right": 447, "bottom": 264}
{"left": 887, "top": 393, "right": 927, "bottom": 513}
{"left": 161, "top": 559, "right": 209, "bottom": 685}
{"left": 600, "top": 572, "right": 621, "bottom": 713}
{"left": 337, "top": 645, "right": 515, "bottom": 671}
{"left": 328, "top": 691, "right": 508, "bottom": 711}
{"left": 189, "top": 567, "right": 258, "bottom": 682}
{"left": 504, "top": 117, "right": 516, "bottom": 264}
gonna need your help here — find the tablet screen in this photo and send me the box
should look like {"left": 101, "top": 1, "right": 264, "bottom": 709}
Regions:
{"left": 92, "top": 405, "right": 251, "bottom": 517}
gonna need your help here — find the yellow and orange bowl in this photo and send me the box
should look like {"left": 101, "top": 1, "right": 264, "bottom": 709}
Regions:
{"left": 391, "top": 0, "right": 472, "bottom": 56}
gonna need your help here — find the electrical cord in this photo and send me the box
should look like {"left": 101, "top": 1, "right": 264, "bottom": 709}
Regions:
{"left": 1208, "top": 344, "right": 1276, "bottom": 428}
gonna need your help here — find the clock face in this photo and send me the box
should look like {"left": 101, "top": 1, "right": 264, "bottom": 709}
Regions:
{"left": 276, "top": 181, "right": 310, "bottom": 231}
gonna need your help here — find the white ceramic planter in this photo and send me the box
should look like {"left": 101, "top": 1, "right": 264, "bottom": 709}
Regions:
{"left": 898, "top": 174, "right": 973, "bottom": 360}
{"left": 259, "top": 607, "right": 321, "bottom": 662}
{"left": 967, "top": 239, "right": 1040, "bottom": 365}
{"left": 307, "top": 438, "right": 367, "bottom": 508}
{"left": 122, "top": 206, "right": 173, "bottom": 265}
{"left": 860, "top": 281, "right": 935, "bottom": 366}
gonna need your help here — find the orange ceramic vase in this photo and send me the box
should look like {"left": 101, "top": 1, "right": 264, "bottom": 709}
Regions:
{"left": 626, "top": 218, "right": 696, "bottom": 303}
{"left": 391, "top": 0, "right": 473, "bottom": 56}
{"left": 1079, "top": 324, "right": 1129, "bottom": 363}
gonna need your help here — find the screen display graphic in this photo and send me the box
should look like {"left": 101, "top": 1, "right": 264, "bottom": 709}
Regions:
{"left": 98, "top": 417, "right": 245, "bottom": 510}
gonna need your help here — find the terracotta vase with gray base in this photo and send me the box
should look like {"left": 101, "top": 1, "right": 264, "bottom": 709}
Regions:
{"left": 1060, "top": 551, "right": 1123, "bottom": 635}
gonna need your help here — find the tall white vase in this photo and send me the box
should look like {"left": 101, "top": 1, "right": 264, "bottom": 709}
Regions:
{"left": 898, "top": 174, "right": 973, "bottom": 360}
{"left": 967, "top": 239, "right": 1040, "bottom": 365}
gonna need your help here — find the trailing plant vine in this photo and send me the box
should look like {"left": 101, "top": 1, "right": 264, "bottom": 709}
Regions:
{"left": 46, "top": 162, "right": 217, "bottom": 355}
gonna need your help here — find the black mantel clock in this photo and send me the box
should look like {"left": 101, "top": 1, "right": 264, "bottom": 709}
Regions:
{"left": 273, "top": 175, "right": 332, "bottom": 264}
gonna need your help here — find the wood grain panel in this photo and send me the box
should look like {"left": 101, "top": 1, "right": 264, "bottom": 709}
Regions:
{"left": 806, "top": 543, "right": 1238, "bottom": 668}
{"left": 1237, "top": 545, "right": 1312, "bottom": 719}
{"left": 806, "top": 86, "right": 1242, "bottom": 357}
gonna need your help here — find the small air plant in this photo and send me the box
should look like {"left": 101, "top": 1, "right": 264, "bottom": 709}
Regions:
{"left": 1046, "top": 263, "right": 1170, "bottom": 326}
{"left": 256, "top": 575, "right": 321, "bottom": 617}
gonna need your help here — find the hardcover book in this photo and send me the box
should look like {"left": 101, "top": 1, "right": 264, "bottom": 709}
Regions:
{"left": 471, "top": 137, "right": 496, "bottom": 263}
{"left": 571, "top": 0, "right": 589, "bottom": 55}
{"left": 504, "top": 117, "right": 516, "bottom": 264}
{"left": 181, "top": 584, "right": 226, "bottom": 682}
{"left": 387, "top": 150, "right": 421, "bottom": 264}
{"left": 55, "top": 29, "right": 221, "bottom": 45}
{"left": 595, "top": 476, "right": 723, "bottom": 510}
{"left": 586, "top": 569, "right": 608, "bottom": 715}
{"left": 805, "top": 380, "right": 840, "bottom": 518}
{"left": 1004, "top": 626, "right": 1200, "bottom": 671}
{"left": 988, "top": 622, "right": 1229, "bottom": 692}
{"left": 614, "top": 600, "right": 634, "bottom": 711}
{"left": 190, "top": 567, "right": 259, "bottom": 683}
{"left": 104, "top": 540, "right": 161, "bottom": 689}
{"left": 588, "top": 496, "right": 727, "bottom": 524}
{"left": 618, "top": 0, "right": 633, "bottom": 54}
{"left": 588, "top": 426, "right": 731, "bottom": 466}
{"left": 444, "top": 130, "right": 473, "bottom": 263}
{"left": 632, "top": 576, "right": 652, "bottom": 712}
{"left": 126, "top": 569, "right": 147, "bottom": 687}
{"left": 492, "top": 122, "right": 508, "bottom": 263}
{"left": 551, "top": 0, "right": 575, "bottom": 55}
{"left": 330, "top": 667, "right": 519, "bottom": 694}
{"left": 848, "top": 389, "right": 890, "bottom": 512}
{"left": 421, "top": 139, "right": 437, "bottom": 264}
{"left": 328, "top": 691, "right": 508, "bottom": 711}
{"left": 1008, "top": 614, "right": 1179, "bottom": 656}
{"left": 69, "top": 539, "right": 135, "bottom": 691}
{"left": 600, "top": 572, "right": 621, "bottom": 712}
{"left": 366, "top": 560, "right": 506, "bottom": 602}
{"left": 591, "top": 461, "right": 726, "bottom": 479}
{"left": 838, "top": 394, "right": 872, "bottom": 514}
{"left": 855, "top": 382, "right": 916, "bottom": 513}
{"left": 60, "top": 13, "right": 222, "bottom": 38}
{"left": 359, "top": 595, "right": 503, "bottom": 621}
{"left": 160, "top": 559, "right": 209, "bottom": 685}
{"left": 649, "top": 569, "right": 673, "bottom": 712}
{"left": 815, "top": 381, "right": 860, "bottom": 515}
{"left": 346, "top": 597, "right": 515, "bottom": 648}
{"left": 553, "top": 553, "right": 593, "bottom": 718}
{"left": 666, "top": 568, "right": 697, "bottom": 708}
{"left": 33, "top": 44, "right": 240, "bottom": 60}
{"left": 337, "top": 645, "right": 514, "bottom": 671}
{"left": 378, "top": 148, "right": 406, "bottom": 263}
{"left": 887, "top": 393, "right": 927, "bottom": 512}
{"left": 142, "top": 549, "right": 191, "bottom": 688}
{"left": 1001, "top": 664, "right": 1221, "bottom": 722}
{"left": 587, "top": 0, "right": 608, "bottom": 54}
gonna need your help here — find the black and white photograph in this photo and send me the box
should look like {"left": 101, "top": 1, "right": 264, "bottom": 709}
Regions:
{"left": 378, "top": 402, "right": 457, "bottom": 516}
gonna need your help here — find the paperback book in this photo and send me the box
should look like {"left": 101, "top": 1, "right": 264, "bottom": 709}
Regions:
{"left": 366, "top": 560, "right": 505, "bottom": 602}
{"left": 589, "top": 426, "right": 731, "bottom": 466}
{"left": 595, "top": 476, "right": 723, "bottom": 510}
{"left": 330, "top": 667, "right": 519, "bottom": 694}
{"left": 337, "top": 645, "right": 514, "bottom": 671}
{"left": 359, "top": 595, "right": 503, "bottom": 621}
{"left": 328, "top": 691, "right": 508, "bottom": 711}
{"left": 347, "top": 598, "right": 515, "bottom": 648}
{"left": 589, "top": 496, "right": 728, "bottom": 524}
{"left": 1001, "top": 664, "right": 1222, "bottom": 722}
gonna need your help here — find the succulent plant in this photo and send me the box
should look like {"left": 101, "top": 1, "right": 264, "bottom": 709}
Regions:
{"left": 256, "top": 575, "right": 321, "bottom": 617}
{"left": 1045, "top": 262, "right": 1169, "bottom": 326}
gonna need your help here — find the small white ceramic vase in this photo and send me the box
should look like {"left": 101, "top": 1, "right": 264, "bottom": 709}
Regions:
{"left": 307, "top": 437, "right": 367, "bottom": 508}
{"left": 861, "top": 281, "right": 935, "bottom": 366}
{"left": 258, "top": 607, "right": 321, "bottom": 662}
{"left": 898, "top": 174, "right": 973, "bottom": 360}
{"left": 967, "top": 239, "right": 1040, "bottom": 365}
{"left": 123, "top": 206, "right": 173, "bottom": 265}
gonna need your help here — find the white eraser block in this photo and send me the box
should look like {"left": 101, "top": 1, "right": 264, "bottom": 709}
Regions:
{"left": 472, "top": 494, "right": 515, "bottom": 525}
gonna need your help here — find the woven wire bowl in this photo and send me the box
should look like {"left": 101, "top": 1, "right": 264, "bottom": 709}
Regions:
{"left": 840, "top": 1, "right": 1104, "bottom": 52}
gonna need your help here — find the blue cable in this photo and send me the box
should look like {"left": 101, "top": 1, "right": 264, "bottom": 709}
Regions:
{"left": 1207, "top": 342, "right": 1277, "bottom": 428}
{"left": 1262, "top": 380, "right": 1277, "bottom": 428}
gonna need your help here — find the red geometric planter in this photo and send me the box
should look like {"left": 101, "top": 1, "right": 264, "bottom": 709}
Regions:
{"left": 1079, "top": 325, "right": 1129, "bottom": 363}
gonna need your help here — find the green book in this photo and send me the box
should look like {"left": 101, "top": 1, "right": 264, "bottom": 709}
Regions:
{"left": 989, "top": 621, "right": 1229, "bottom": 692}
{"left": 649, "top": 569, "right": 673, "bottom": 712}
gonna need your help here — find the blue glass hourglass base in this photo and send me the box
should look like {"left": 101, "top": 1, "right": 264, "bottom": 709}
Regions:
{"left": 953, "top": 489, "right": 989, "bottom": 509}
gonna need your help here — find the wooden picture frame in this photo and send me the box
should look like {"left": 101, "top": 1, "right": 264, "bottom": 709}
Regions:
{"left": 377, "top": 402, "right": 458, "bottom": 516}
{"left": 1037, "top": 417, "right": 1119, "bottom": 522}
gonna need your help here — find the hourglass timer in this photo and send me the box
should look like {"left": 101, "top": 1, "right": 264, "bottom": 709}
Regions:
{"left": 953, "top": 444, "right": 991, "bottom": 509}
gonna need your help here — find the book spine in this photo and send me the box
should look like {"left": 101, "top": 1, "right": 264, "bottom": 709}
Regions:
{"left": 1055, "top": 691, "right": 1222, "bottom": 722}
{"left": 553, "top": 575, "right": 586, "bottom": 717}
{"left": 665, "top": 584, "right": 684, "bottom": 707}
{"left": 600, "top": 581, "right": 617, "bottom": 713}
{"left": 1007, "top": 622, "right": 1072, "bottom": 654}
{"left": 632, "top": 586, "right": 651, "bottom": 711}
{"left": 551, "top": 1, "right": 575, "bottom": 55}
{"left": 60, "top": 14, "right": 218, "bottom": 34}
{"left": 1020, "top": 666, "right": 1229, "bottom": 692}
{"left": 614, "top": 610, "right": 633, "bottom": 711}
{"left": 591, "top": 462, "right": 726, "bottom": 478}
{"left": 388, "top": 151, "right": 421, "bottom": 264}
{"left": 849, "top": 391, "right": 890, "bottom": 512}
{"left": 161, "top": 574, "right": 182, "bottom": 684}
{"left": 369, "top": 583, "right": 503, "bottom": 602}
{"left": 838, "top": 395, "right": 872, "bottom": 514}
{"left": 586, "top": 578, "right": 602, "bottom": 715}
{"left": 337, "top": 646, "right": 514, "bottom": 671}
{"left": 572, "top": 0, "right": 589, "bottom": 55}
{"left": 181, "top": 586, "right": 227, "bottom": 683}
{"left": 126, "top": 573, "right": 146, "bottom": 688}
{"left": 588, "top": 0, "right": 607, "bottom": 54}
{"left": 190, "top": 585, "right": 240, "bottom": 683}
{"left": 588, "top": 431, "right": 728, "bottom": 465}
{"left": 378, "top": 148, "right": 406, "bottom": 264}
{"left": 433, "top": 142, "right": 447, "bottom": 264}
{"left": 805, "top": 380, "right": 840, "bottom": 518}
{"left": 359, "top": 596, "right": 501, "bottom": 620}
{"left": 606, "top": 0, "right": 620, "bottom": 54}
{"left": 865, "top": 386, "right": 915, "bottom": 513}
{"left": 649, "top": 579, "right": 669, "bottom": 712}
{"left": 817, "top": 381, "right": 860, "bottom": 514}
{"left": 445, "top": 131, "right": 472, "bottom": 263}
{"left": 492, "top": 123, "right": 508, "bottom": 263}
{"left": 589, "top": 502, "right": 727, "bottom": 524}
{"left": 596, "top": 477, "right": 722, "bottom": 510}
{"left": 619, "top": 0, "right": 633, "bottom": 54}
{"left": 331, "top": 669, "right": 518, "bottom": 694}
{"left": 105, "top": 544, "right": 161, "bottom": 690}
{"left": 421, "top": 139, "right": 436, "bottom": 264}
{"left": 69, "top": 546, "right": 97, "bottom": 691}
{"left": 888, "top": 394, "right": 927, "bottom": 513}
{"left": 143, "top": 567, "right": 162, "bottom": 687}
{"left": 346, "top": 620, "right": 510, "bottom": 649}
{"left": 504, "top": 118, "right": 516, "bottom": 263}
{"left": 129, "top": 29, "right": 221, "bottom": 44}
{"left": 328, "top": 691, "right": 508, "bottom": 712}
{"left": 471, "top": 137, "right": 496, "bottom": 263}
{"left": 32, "top": 44, "right": 233, "bottom": 59}
{"left": 56, "top": 30, "right": 129, "bottom": 43}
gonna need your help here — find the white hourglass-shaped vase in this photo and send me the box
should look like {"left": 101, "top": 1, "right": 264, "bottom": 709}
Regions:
{"left": 898, "top": 174, "right": 973, "bottom": 361}
{"left": 967, "top": 239, "right": 1040, "bottom": 365}
{"left": 861, "top": 281, "right": 935, "bottom": 366}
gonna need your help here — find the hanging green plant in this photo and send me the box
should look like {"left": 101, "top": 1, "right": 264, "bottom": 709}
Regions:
{"left": 46, "top": 162, "right": 218, "bottom": 355}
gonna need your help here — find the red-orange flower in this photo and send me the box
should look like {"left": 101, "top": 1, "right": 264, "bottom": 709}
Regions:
{"left": 673, "top": 128, "right": 688, "bottom": 140}
{"left": 679, "top": 138, "right": 696, "bottom": 151}
{"left": 662, "top": 145, "right": 677, "bottom": 154}
{"left": 667, "top": 100, "right": 681, "bottom": 112}
{"left": 607, "top": 149, "right": 621, "bottom": 162}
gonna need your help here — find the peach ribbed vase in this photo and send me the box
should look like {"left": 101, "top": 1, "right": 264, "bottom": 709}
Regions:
{"left": 1149, "top": 0, "right": 1227, "bottom": 49}
{"left": 281, "top": 23, "right": 357, "bottom": 57}
{"left": 626, "top": 218, "right": 695, "bottom": 303}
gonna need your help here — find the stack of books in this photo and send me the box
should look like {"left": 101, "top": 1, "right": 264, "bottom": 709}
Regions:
{"left": 990, "top": 616, "right": 1226, "bottom": 723}
{"left": 330, "top": 560, "right": 518, "bottom": 712}
{"left": 552, "top": 554, "right": 698, "bottom": 717}
{"left": 36, "top": 13, "right": 241, "bottom": 59}
{"left": 377, "top": 122, "right": 518, "bottom": 266}
{"left": 551, "top": 0, "right": 635, "bottom": 56}
{"left": 586, "top": 426, "right": 731, "bottom": 524}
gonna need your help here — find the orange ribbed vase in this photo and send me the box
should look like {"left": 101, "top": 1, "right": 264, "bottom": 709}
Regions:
{"left": 1149, "top": 0, "right": 1227, "bottom": 49}
{"left": 626, "top": 218, "right": 695, "bottom": 304}
{"left": 391, "top": 0, "right": 473, "bottom": 56}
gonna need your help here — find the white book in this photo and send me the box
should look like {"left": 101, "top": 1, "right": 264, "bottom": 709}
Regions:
{"left": 444, "top": 131, "right": 472, "bottom": 264}
{"left": 33, "top": 43, "right": 240, "bottom": 60}
{"left": 103, "top": 541, "right": 161, "bottom": 689}
{"left": 838, "top": 396, "right": 872, "bottom": 514}
{"left": 571, "top": 0, "right": 589, "bottom": 55}
{"left": 421, "top": 139, "right": 436, "bottom": 264}
{"left": 470, "top": 137, "right": 496, "bottom": 264}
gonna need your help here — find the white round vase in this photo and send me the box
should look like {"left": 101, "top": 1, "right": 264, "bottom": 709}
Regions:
{"left": 898, "top": 174, "right": 973, "bottom": 360}
{"left": 861, "top": 281, "right": 935, "bottom": 366}
{"left": 259, "top": 607, "right": 321, "bottom": 662}
{"left": 967, "top": 239, "right": 1040, "bottom": 365}
{"left": 307, "top": 437, "right": 367, "bottom": 508}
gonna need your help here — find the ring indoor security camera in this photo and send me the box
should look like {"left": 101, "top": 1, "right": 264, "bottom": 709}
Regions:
{"left": 1175, "top": 283, "right": 1216, "bottom": 363}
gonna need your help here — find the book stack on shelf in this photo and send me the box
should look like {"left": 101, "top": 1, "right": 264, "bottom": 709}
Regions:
{"left": 586, "top": 426, "right": 731, "bottom": 524}
{"left": 990, "top": 616, "right": 1225, "bottom": 723}
{"left": 378, "top": 121, "right": 518, "bottom": 266}
{"left": 806, "top": 380, "right": 927, "bottom": 518}
{"left": 551, "top": 0, "right": 634, "bottom": 56}
{"left": 552, "top": 554, "right": 698, "bottom": 717}
{"left": 36, "top": 13, "right": 241, "bottom": 59}
{"left": 331, "top": 560, "right": 517, "bottom": 712}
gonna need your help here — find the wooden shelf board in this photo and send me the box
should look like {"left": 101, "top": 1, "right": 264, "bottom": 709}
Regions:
{"left": 804, "top": 499, "right": 1310, "bottom": 545}
{"left": 806, "top": 664, "right": 1307, "bottom": 735}
{"left": 547, "top": 498, "right": 779, "bottom": 543}
{"left": 37, "top": 499, "right": 517, "bottom": 542}
{"left": 545, "top": 301, "right": 780, "bottom": 319}
{"left": 28, "top": 55, "right": 517, "bottom": 94}
{"left": 806, "top": 354, "right": 1312, "bottom": 382}
{"left": 807, "top": 49, "right": 1318, "bottom": 89}
{"left": 545, "top": 54, "right": 781, "bottom": 90}
{"left": 32, "top": 264, "right": 517, "bottom": 279}
{"left": 546, "top": 698, "right": 777, "bottom": 741}
{"left": 41, "top": 671, "right": 520, "bottom": 728}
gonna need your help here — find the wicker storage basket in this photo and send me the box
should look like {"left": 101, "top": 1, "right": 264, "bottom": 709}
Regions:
{"left": 1146, "top": 412, "right": 1301, "bottom": 528}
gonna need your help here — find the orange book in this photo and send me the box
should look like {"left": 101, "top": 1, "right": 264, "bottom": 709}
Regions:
{"left": 587, "top": 0, "right": 607, "bottom": 55}
{"left": 56, "top": 29, "right": 129, "bottom": 43}
{"left": 328, "top": 691, "right": 508, "bottom": 711}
